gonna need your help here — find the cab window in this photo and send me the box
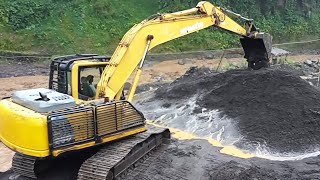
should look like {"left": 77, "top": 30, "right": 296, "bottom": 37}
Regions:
{"left": 78, "top": 66, "right": 104, "bottom": 100}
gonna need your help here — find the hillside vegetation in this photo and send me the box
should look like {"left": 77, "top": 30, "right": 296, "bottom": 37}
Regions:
{"left": 0, "top": 0, "right": 319, "bottom": 55}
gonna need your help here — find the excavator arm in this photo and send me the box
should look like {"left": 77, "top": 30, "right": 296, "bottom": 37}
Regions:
{"left": 96, "top": 1, "right": 272, "bottom": 100}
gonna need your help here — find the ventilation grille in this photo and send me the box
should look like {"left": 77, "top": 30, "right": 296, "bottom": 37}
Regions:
{"left": 48, "top": 106, "right": 95, "bottom": 149}
{"left": 96, "top": 101, "right": 145, "bottom": 136}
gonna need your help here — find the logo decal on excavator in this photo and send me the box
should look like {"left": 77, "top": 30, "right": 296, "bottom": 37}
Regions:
{"left": 180, "top": 22, "right": 204, "bottom": 35}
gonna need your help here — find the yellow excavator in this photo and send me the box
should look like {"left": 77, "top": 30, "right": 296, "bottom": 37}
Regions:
{"left": 0, "top": 1, "right": 272, "bottom": 179}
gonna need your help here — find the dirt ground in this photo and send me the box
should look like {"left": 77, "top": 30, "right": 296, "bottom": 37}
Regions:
{"left": 1, "top": 54, "right": 320, "bottom": 179}
{"left": 1, "top": 54, "right": 318, "bottom": 97}
{"left": 0, "top": 76, "right": 48, "bottom": 98}
{"left": 0, "top": 57, "right": 250, "bottom": 99}
{"left": 0, "top": 144, "right": 13, "bottom": 172}
{"left": 0, "top": 76, "right": 48, "bottom": 172}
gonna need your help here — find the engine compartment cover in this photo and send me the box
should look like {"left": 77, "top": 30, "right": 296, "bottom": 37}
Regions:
{"left": 12, "top": 88, "right": 76, "bottom": 113}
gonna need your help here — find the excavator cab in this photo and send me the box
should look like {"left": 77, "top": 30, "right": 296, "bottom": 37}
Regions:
{"left": 49, "top": 54, "right": 110, "bottom": 100}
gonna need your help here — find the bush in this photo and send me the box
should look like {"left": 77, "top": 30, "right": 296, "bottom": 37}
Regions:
{"left": 2, "top": 0, "right": 51, "bottom": 30}
{"left": 93, "top": 0, "right": 114, "bottom": 18}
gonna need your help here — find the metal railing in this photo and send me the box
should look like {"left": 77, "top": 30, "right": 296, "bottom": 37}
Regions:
{"left": 48, "top": 106, "right": 95, "bottom": 149}
{"left": 96, "top": 101, "right": 145, "bottom": 136}
{"left": 47, "top": 101, "right": 145, "bottom": 150}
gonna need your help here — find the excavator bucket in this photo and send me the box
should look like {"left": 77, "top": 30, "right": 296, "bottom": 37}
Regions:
{"left": 240, "top": 33, "right": 272, "bottom": 70}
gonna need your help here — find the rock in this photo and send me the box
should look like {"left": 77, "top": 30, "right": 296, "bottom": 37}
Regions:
{"left": 305, "top": 60, "right": 313, "bottom": 67}
{"left": 204, "top": 52, "right": 214, "bottom": 59}
{"left": 271, "top": 47, "right": 290, "bottom": 57}
{"left": 178, "top": 59, "right": 186, "bottom": 65}
{"left": 154, "top": 75, "right": 165, "bottom": 82}
{"left": 162, "top": 103, "right": 171, "bottom": 108}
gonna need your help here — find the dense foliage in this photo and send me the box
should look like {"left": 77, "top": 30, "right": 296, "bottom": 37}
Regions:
{"left": 0, "top": 0, "right": 319, "bottom": 54}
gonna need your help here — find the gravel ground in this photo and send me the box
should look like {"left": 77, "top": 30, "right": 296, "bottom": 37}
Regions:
{"left": 1, "top": 138, "right": 320, "bottom": 180}
{"left": 0, "top": 62, "right": 49, "bottom": 78}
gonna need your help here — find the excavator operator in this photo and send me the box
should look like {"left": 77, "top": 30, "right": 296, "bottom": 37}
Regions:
{"left": 82, "top": 75, "right": 96, "bottom": 98}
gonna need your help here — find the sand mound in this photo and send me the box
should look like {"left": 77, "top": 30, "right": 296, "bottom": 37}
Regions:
{"left": 154, "top": 67, "right": 320, "bottom": 153}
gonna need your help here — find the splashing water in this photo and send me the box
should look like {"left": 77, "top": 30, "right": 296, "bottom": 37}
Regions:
{"left": 137, "top": 96, "right": 241, "bottom": 146}
{"left": 254, "top": 143, "right": 320, "bottom": 161}
{"left": 136, "top": 94, "right": 320, "bottom": 161}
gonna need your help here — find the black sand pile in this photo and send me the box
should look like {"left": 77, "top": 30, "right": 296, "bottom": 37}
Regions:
{"left": 155, "top": 67, "right": 320, "bottom": 153}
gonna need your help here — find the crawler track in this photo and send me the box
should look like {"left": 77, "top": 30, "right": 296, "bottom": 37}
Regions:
{"left": 12, "top": 154, "right": 37, "bottom": 179}
{"left": 77, "top": 126, "right": 170, "bottom": 180}
{"left": 10, "top": 126, "right": 170, "bottom": 180}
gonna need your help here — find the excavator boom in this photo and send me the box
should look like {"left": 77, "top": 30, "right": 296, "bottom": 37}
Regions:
{"left": 96, "top": 1, "right": 272, "bottom": 100}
